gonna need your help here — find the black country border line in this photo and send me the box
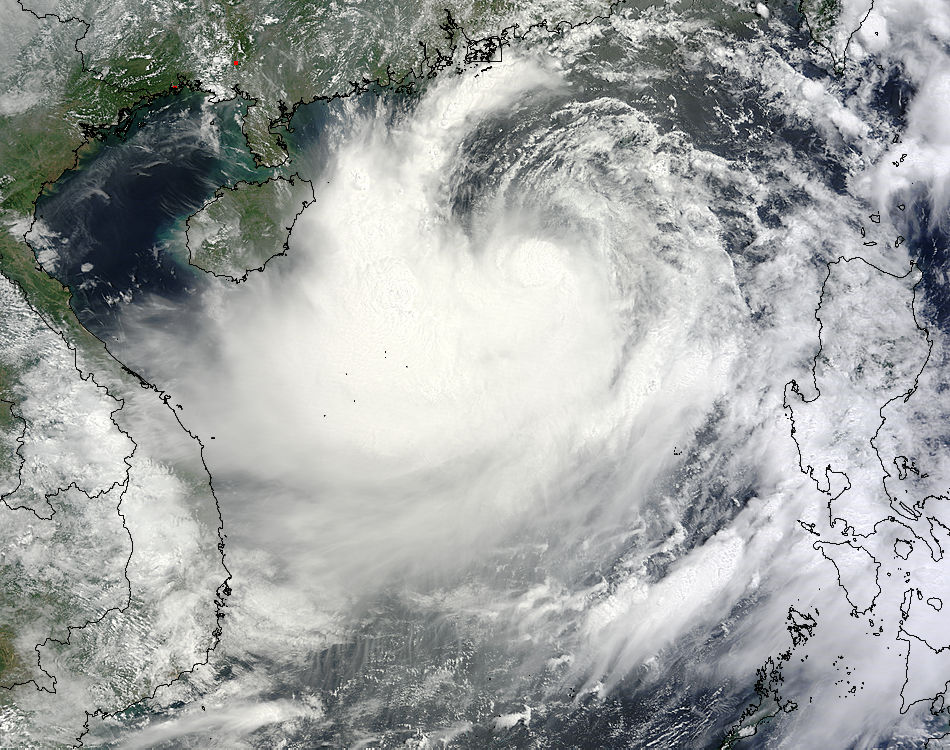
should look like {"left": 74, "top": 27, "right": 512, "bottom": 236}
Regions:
{"left": 0, "top": 0, "right": 640, "bottom": 738}
{"left": 772, "top": 249, "right": 943, "bottom": 742}
{"left": 0, "top": 0, "right": 643, "bottom": 740}
{"left": 791, "top": 251, "right": 950, "bottom": 738}
{"left": 15, "top": 0, "right": 144, "bottom": 101}
{"left": 723, "top": 253, "right": 932, "bottom": 746}
{"left": 721, "top": 605, "right": 822, "bottom": 749}
{"left": 797, "top": 0, "right": 876, "bottom": 75}
{"left": 2, "top": 0, "right": 880, "bottom": 743}
{"left": 724, "top": 81, "right": 942, "bottom": 740}
{"left": 184, "top": 173, "right": 317, "bottom": 284}
{"left": 0, "top": 279, "right": 138, "bottom": 700}
{"left": 0, "top": 277, "right": 233, "bottom": 748}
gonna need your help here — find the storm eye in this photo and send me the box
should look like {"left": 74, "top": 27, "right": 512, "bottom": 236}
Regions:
{"left": 4, "top": 0, "right": 947, "bottom": 746}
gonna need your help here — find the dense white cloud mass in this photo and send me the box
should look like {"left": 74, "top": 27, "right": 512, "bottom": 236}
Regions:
{"left": 49, "top": 0, "right": 950, "bottom": 747}
{"left": 125, "top": 51, "right": 752, "bottom": 673}
{"left": 857, "top": 0, "right": 950, "bottom": 223}
{"left": 0, "top": 276, "right": 228, "bottom": 745}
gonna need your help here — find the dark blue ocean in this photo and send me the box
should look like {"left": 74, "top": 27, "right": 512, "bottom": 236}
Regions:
{"left": 30, "top": 92, "right": 263, "bottom": 338}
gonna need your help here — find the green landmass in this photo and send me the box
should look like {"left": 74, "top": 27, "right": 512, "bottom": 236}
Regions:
{"left": 0, "top": 0, "right": 613, "bottom": 332}
{"left": 798, "top": 0, "right": 873, "bottom": 73}
{"left": 0, "top": 624, "right": 29, "bottom": 688}
{"left": 0, "top": 386, "right": 23, "bottom": 478}
{"left": 0, "top": 227, "right": 88, "bottom": 341}
{"left": 800, "top": 0, "right": 842, "bottom": 44}
{"left": 186, "top": 175, "right": 315, "bottom": 280}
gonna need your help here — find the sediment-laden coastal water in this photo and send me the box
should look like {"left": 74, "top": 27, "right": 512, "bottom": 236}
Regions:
{"left": 18, "top": 0, "right": 950, "bottom": 747}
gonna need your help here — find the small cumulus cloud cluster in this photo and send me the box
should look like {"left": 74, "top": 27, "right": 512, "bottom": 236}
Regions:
{"left": 78, "top": 0, "right": 950, "bottom": 746}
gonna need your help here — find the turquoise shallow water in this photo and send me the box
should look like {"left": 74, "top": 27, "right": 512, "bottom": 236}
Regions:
{"left": 24, "top": 1, "right": 950, "bottom": 747}
{"left": 29, "top": 92, "right": 262, "bottom": 335}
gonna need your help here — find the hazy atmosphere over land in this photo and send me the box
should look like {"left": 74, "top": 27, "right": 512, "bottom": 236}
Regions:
{"left": 3, "top": 0, "right": 950, "bottom": 747}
